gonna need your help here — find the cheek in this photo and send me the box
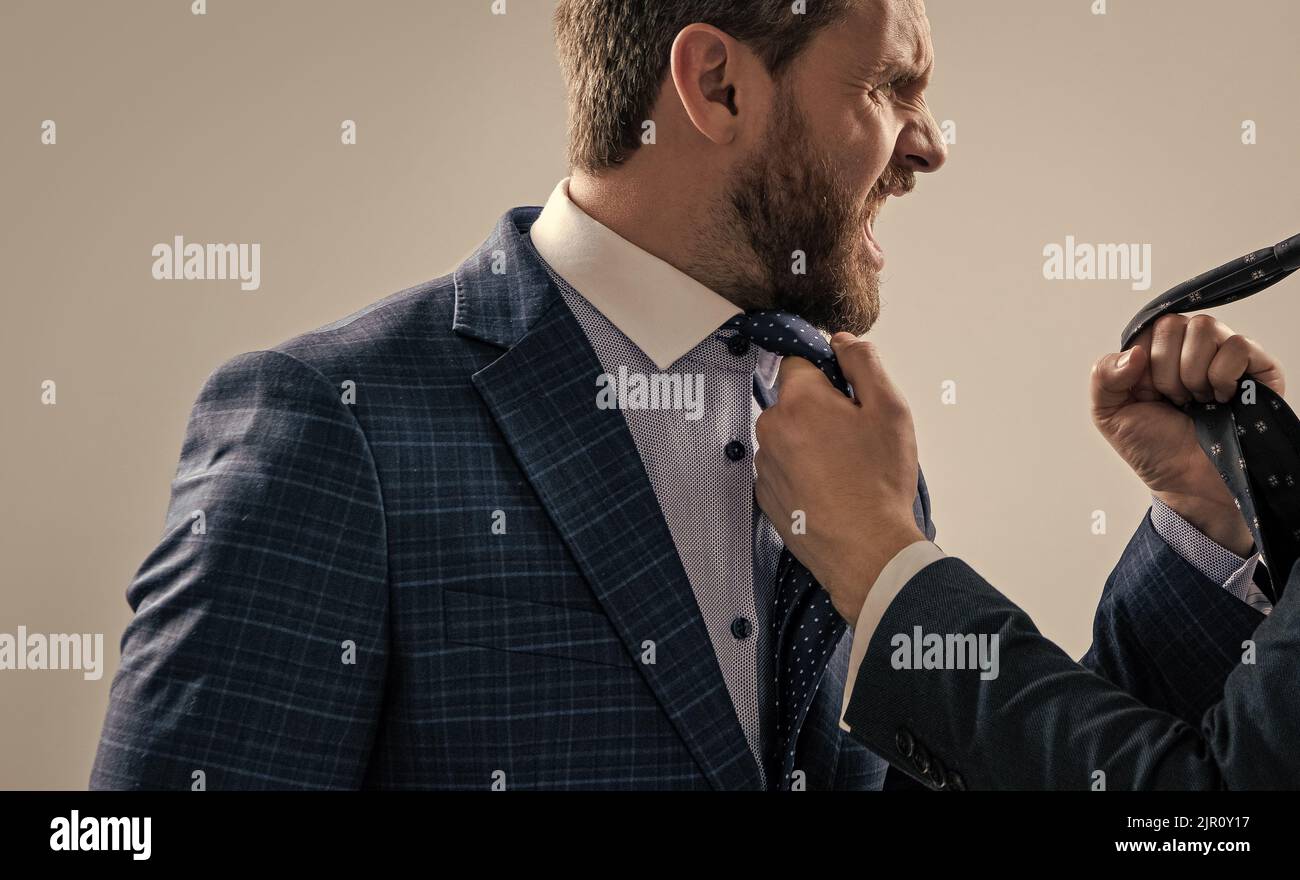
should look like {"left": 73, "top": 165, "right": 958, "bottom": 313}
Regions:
{"left": 825, "top": 111, "right": 895, "bottom": 196}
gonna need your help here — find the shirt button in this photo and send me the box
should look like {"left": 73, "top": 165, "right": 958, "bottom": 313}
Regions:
{"left": 727, "top": 334, "right": 751, "bottom": 356}
{"left": 725, "top": 440, "right": 747, "bottom": 461}
{"left": 730, "top": 617, "right": 753, "bottom": 639}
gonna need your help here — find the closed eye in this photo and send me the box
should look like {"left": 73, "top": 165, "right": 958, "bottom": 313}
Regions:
{"left": 874, "top": 73, "right": 917, "bottom": 98}
{"left": 872, "top": 78, "right": 904, "bottom": 100}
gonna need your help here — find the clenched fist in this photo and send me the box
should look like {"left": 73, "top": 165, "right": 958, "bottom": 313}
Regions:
{"left": 754, "top": 334, "right": 925, "bottom": 623}
{"left": 1091, "top": 313, "right": 1286, "bottom": 556}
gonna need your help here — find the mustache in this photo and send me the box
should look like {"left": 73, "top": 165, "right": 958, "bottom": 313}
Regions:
{"left": 870, "top": 166, "right": 916, "bottom": 202}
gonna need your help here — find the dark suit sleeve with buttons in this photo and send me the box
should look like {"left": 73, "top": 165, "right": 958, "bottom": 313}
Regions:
{"left": 90, "top": 350, "right": 389, "bottom": 790}
{"left": 840, "top": 553, "right": 1300, "bottom": 790}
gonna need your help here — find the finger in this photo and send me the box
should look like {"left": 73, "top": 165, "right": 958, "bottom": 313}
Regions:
{"left": 829, "top": 335, "right": 898, "bottom": 406}
{"left": 1149, "top": 314, "right": 1191, "bottom": 405}
{"left": 775, "top": 353, "right": 831, "bottom": 397}
{"left": 1207, "top": 334, "right": 1288, "bottom": 403}
{"left": 1124, "top": 326, "right": 1162, "bottom": 401}
{"left": 1179, "top": 315, "right": 1232, "bottom": 403}
{"left": 1090, "top": 345, "right": 1149, "bottom": 413}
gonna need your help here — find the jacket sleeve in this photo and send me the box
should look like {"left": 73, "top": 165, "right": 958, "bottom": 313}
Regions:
{"left": 841, "top": 554, "right": 1300, "bottom": 790}
{"left": 90, "top": 350, "right": 389, "bottom": 790}
{"left": 1081, "top": 512, "right": 1265, "bottom": 725}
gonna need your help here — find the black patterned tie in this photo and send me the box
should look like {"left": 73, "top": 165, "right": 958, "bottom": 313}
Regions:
{"left": 724, "top": 311, "right": 850, "bottom": 789}
{"left": 1121, "top": 233, "right": 1300, "bottom": 601}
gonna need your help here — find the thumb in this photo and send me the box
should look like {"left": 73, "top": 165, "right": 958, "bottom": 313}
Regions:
{"left": 1091, "top": 344, "right": 1147, "bottom": 413}
{"left": 831, "top": 333, "right": 893, "bottom": 401}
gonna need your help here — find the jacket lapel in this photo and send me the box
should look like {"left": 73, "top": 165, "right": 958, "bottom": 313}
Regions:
{"left": 455, "top": 209, "right": 764, "bottom": 791}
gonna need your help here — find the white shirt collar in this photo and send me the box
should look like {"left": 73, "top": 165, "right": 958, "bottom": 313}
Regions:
{"left": 529, "top": 178, "right": 743, "bottom": 370}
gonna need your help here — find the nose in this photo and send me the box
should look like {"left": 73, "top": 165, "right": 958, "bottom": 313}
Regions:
{"left": 893, "top": 109, "right": 948, "bottom": 174}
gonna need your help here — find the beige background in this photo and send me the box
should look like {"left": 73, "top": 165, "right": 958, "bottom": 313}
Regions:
{"left": 2, "top": 0, "right": 1298, "bottom": 789}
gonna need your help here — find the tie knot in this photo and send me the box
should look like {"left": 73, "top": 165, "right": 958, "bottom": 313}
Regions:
{"left": 722, "top": 311, "right": 848, "bottom": 396}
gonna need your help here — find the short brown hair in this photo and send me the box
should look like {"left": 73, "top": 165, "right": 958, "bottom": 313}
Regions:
{"left": 554, "top": 0, "right": 856, "bottom": 172}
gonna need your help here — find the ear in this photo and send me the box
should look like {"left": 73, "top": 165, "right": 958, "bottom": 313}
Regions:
{"left": 669, "top": 24, "right": 764, "bottom": 147}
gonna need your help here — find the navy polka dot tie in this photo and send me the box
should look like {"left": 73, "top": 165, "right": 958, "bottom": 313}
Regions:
{"left": 1122, "top": 233, "right": 1300, "bottom": 601}
{"left": 724, "top": 311, "right": 850, "bottom": 789}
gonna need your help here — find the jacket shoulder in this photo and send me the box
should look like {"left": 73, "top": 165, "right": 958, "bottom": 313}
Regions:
{"left": 267, "top": 274, "right": 463, "bottom": 379}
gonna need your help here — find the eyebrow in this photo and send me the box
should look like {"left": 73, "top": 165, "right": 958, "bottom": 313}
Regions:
{"left": 878, "top": 60, "right": 927, "bottom": 86}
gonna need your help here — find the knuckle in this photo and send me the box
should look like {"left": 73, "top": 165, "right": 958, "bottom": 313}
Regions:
{"left": 1222, "top": 334, "right": 1251, "bottom": 356}
{"left": 1151, "top": 373, "right": 1181, "bottom": 396}
{"left": 1090, "top": 353, "right": 1115, "bottom": 379}
{"left": 882, "top": 391, "right": 911, "bottom": 418}
{"left": 1153, "top": 313, "right": 1186, "bottom": 335}
{"left": 838, "top": 341, "right": 871, "bottom": 369}
{"left": 846, "top": 337, "right": 878, "bottom": 360}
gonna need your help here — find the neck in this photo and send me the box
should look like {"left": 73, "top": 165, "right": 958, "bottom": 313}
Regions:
{"left": 568, "top": 168, "right": 739, "bottom": 302}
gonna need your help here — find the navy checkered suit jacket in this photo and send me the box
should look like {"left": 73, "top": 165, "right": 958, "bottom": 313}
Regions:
{"left": 91, "top": 207, "right": 940, "bottom": 790}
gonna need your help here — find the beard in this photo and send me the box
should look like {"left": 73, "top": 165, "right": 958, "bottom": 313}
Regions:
{"left": 692, "top": 94, "right": 911, "bottom": 336}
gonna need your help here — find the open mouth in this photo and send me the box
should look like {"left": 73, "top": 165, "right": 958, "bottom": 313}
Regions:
{"left": 862, "top": 198, "right": 887, "bottom": 271}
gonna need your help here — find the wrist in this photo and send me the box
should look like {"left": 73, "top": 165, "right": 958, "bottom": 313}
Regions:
{"left": 1154, "top": 490, "right": 1254, "bottom": 557}
{"left": 827, "top": 520, "right": 926, "bottom": 624}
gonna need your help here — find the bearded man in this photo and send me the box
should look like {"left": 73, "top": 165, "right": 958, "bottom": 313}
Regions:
{"left": 97, "top": 0, "right": 1151, "bottom": 790}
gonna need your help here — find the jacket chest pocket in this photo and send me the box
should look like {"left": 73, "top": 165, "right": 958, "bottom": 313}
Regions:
{"left": 443, "top": 589, "right": 635, "bottom": 669}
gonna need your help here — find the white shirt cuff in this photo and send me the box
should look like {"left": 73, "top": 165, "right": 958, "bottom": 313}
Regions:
{"left": 838, "top": 540, "right": 947, "bottom": 731}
